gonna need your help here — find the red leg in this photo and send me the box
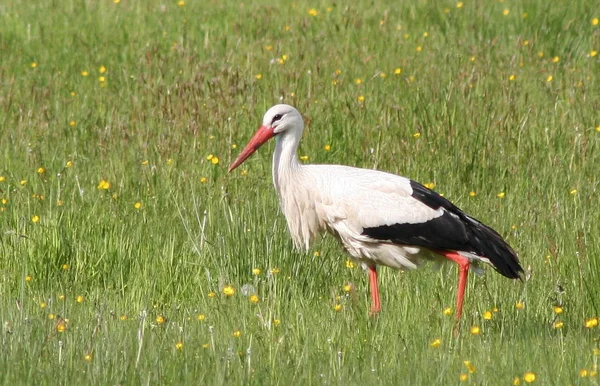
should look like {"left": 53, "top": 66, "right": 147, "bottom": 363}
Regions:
{"left": 368, "top": 266, "right": 381, "bottom": 315}
{"left": 437, "top": 251, "right": 470, "bottom": 319}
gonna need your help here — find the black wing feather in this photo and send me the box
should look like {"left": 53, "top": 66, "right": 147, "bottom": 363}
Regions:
{"left": 362, "top": 180, "right": 523, "bottom": 279}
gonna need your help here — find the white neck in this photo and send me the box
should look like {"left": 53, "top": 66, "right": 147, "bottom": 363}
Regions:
{"left": 272, "top": 130, "right": 302, "bottom": 192}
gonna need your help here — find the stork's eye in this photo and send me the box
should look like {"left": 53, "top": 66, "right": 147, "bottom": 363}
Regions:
{"left": 271, "top": 114, "right": 283, "bottom": 124}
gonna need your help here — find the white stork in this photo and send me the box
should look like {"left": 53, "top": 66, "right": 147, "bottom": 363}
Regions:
{"left": 229, "top": 104, "right": 523, "bottom": 318}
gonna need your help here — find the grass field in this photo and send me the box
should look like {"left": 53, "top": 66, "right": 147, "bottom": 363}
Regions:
{"left": 1, "top": 0, "right": 599, "bottom": 384}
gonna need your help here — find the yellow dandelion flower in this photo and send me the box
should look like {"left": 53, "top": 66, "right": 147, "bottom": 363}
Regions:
{"left": 596, "top": 126, "right": 600, "bottom": 132}
{"left": 456, "top": 2, "right": 463, "bottom": 8}
{"left": 343, "top": 283, "right": 352, "bottom": 292}
{"left": 99, "top": 66, "right": 106, "bottom": 74}
{"left": 299, "top": 155, "right": 309, "bottom": 162}
{"left": 591, "top": 50, "right": 598, "bottom": 57}
{"left": 345, "top": 260, "right": 355, "bottom": 268}
{"left": 593, "top": 348, "right": 600, "bottom": 356}
{"left": 284, "top": 25, "right": 291, "bottom": 32}
{"left": 590, "top": 369, "right": 598, "bottom": 377}
{"left": 197, "top": 314, "right": 206, "bottom": 321}
{"left": 333, "top": 304, "right": 343, "bottom": 311}
{"left": 20, "top": 180, "right": 27, "bottom": 186}
{"left": 1, "top": 198, "right": 7, "bottom": 205}
{"left": 464, "top": 360, "right": 476, "bottom": 373}
{"left": 592, "top": 18, "right": 599, "bottom": 26}
{"left": 31, "top": 62, "right": 38, "bottom": 68}
{"left": 273, "top": 319, "right": 281, "bottom": 327}
{"left": 537, "top": 51, "right": 544, "bottom": 58}
{"left": 40, "top": 301, "right": 47, "bottom": 308}
{"left": 66, "top": 160, "right": 73, "bottom": 168}
{"left": 522, "top": 12, "right": 528, "bottom": 18}
{"left": 249, "top": 295, "right": 260, "bottom": 304}
{"left": 424, "top": 182, "right": 435, "bottom": 189}
{"left": 413, "top": 132, "right": 421, "bottom": 138}
{"left": 156, "top": 315, "right": 166, "bottom": 324}
{"left": 32, "top": 215, "right": 40, "bottom": 223}
{"left": 430, "top": 338, "right": 441, "bottom": 348}
{"left": 98, "top": 76, "right": 105, "bottom": 83}
{"left": 167, "top": 158, "right": 174, "bottom": 165}
{"left": 251, "top": 268, "right": 261, "bottom": 276}
{"left": 546, "top": 75, "right": 553, "bottom": 82}
{"left": 515, "top": 301, "right": 524, "bottom": 309}
{"left": 97, "top": 179, "right": 110, "bottom": 190}
{"left": 81, "top": 71, "right": 89, "bottom": 76}
{"left": 76, "top": 295, "right": 84, "bottom": 303}
{"left": 202, "top": 343, "right": 210, "bottom": 348}
{"left": 0, "top": 176, "right": 5, "bottom": 182}
{"left": 120, "top": 315, "right": 127, "bottom": 321}
{"left": 233, "top": 330, "right": 242, "bottom": 338}
{"left": 25, "top": 276, "right": 32, "bottom": 282}
{"left": 585, "top": 317, "right": 598, "bottom": 328}
{"left": 211, "top": 157, "right": 219, "bottom": 165}
{"left": 513, "top": 376, "right": 521, "bottom": 385}
{"left": 177, "top": 0, "right": 184, "bottom": 6}
{"left": 271, "top": 267, "right": 280, "bottom": 274}
{"left": 56, "top": 322, "right": 67, "bottom": 332}
{"left": 379, "top": 72, "right": 387, "bottom": 78}
{"left": 552, "top": 56, "right": 560, "bottom": 63}
{"left": 470, "top": 56, "right": 476, "bottom": 62}
{"left": 553, "top": 306, "right": 563, "bottom": 314}
{"left": 141, "top": 160, "right": 149, "bottom": 165}
{"left": 37, "top": 167, "right": 45, "bottom": 174}
{"left": 134, "top": 202, "right": 142, "bottom": 209}
{"left": 552, "top": 321, "right": 564, "bottom": 329}
{"left": 470, "top": 326, "right": 481, "bottom": 335}
{"left": 175, "top": 342, "right": 184, "bottom": 350}
{"left": 416, "top": 46, "right": 422, "bottom": 52}
{"left": 580, "top": 369, "right": 589, "bottom": 377}
{"left": 469, "top": 191, "right": 477, "bottom": 197}
{"left": 308, "top": 8, "right": 318, "bottom": 16}
{"left": 459, "top": 373, "right": 468, "bottom": 381}
{"left": 483, "top": 311, "right": 493, "bottom": 320}
{"left": 497, "top": 192, "right": 505, "bottom": 198}
{"left": 62, "top": 264, "right": 69, "bottom": 270}
{"left": 58, "top": 294, "right": 65, "bottom": 300}
{"left": 444, "top": 8, "right": 450, "bottom": 13}
{"left": 503, "top": 9, "right": 509, "bottom": 16}
{"left": 223, "top": 285, "right": 235, "bottom": 297}
{"left": 509, "top": 74, "right": 516, "bottom": 81}
{"left": 570, "top": 189, "right": 577, "bottom": 195}
{"left": 523, "top": 372, "right": 536, "bottom": 383}
{"left": 255, "top": 74, "right": 262, "bottom": 79}
{"left": 200, "top": 177, "right": 207, "bottom": 183}
{"left": 354, "top": 78, "right": 362, "bottom": 85}
{"left": 394, "top": 68, "right": 402, "bottom": 75}
{"left": 357, "top": 95, "right": 365, "bottom": 102}
{"left": 443, "top": 307, "right": 453, "bottom": 316}
{"left": 48, "top": 313, "right": 55, "bottom": 320}
{"left": 84, "top": 353, "right": 93, "bottom": 362}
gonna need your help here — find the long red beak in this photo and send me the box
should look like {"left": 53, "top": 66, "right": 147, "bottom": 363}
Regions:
{"left": 228, "top": 125, "right": 276, "bottom": 172}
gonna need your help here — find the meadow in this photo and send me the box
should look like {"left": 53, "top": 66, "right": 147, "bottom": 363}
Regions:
{"left": 1, "top": 0, "right": 599, "bottom": 384}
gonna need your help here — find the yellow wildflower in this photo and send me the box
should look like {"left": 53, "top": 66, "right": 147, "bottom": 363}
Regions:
{"left": 197, "top": 314, "right": 205, "bottom": 321}
{"left": 503, "top": 9, "right": 509, "bottom": 15}
{"left": 459, "top": 373, "right": 468, "bottom": 381}
{"left": 497, "top": 192, "right": 505, "bottom": 198}
{"left": 394, "top": 68, "right": 402, "bottom": 75}
{"left": 515, "top": 301, "right": 524, "bottom": 309}
{"left": 32, "top": 215, "right": 40, "bottom": 223}
{"left": 84, "top": 353, "right": 93, "bottom": 361}
{"left": 223, "top": 285, "right": 235, "bottom": 297}
{"left": 552, "top": 321, "right": 564, "bottom": 329}
{"left": 470, "top": 326, "right": 481, "bottom": 335}
{"left": 134, "top": 202, "right": 142, "bottom": 209}
{"left": 81, "top": 70, "right": 89, "bottom": 76}
{"left": 249, "top": 295, "right": 259, "bottom": 304}
{"left": 552, "top": 56, "right": 559, "bottom": 63}
{"left": 443, "top": 307, "right": 453, "bottom": 316}
{"left": 483, "top": 311, "right": 493, "bottom": 320}
{"left": 345, "top": 260, "right": 355, "bottom": 268}
{"left": 593, "top": 18, "right": 599, "bottom": 26}
{"left": 324, "top": 144, "right": 331, "bottom": 151}
{"left": 175, "top": 342, "right": 184, "bottom": 350}
{"left": 97, "top": 179, "right": 110, "bottom": 190}
{"left": 233, "top": 330, "right": 242, "bottom": 338}
{"left": 553, "top": 306, "right": 563, "bottom": 314}
{"left": 585, "top": 317, "right": 598, "bottom": 328}
{"left": 308, "top": 8, "right": 318, "bottom": 16}
{"left": 76, "top": 295, "right": 84, "bottom": 303}
{"left": 333, "top": 304, "right": 343, "bottom": 312}
{"left": 430, "top": 338, "right": 441, "bottom": 348}
{"left": 463, "top": 360, "right": 476, "bottom": 373}
{"left": 523, "top": 372, "right": 536, "bottom": 383}
{"left": 156, "top": 315, "right": 166, "bottom": 324}
{"left": 357, "top": 95, "right": 365, "bottom": 102}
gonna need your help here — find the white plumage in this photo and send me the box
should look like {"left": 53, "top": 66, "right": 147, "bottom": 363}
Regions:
{"left": 229, "top": 104, "right": 523, "bottom": 318}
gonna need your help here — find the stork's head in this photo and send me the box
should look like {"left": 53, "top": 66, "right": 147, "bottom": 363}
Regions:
{"left": 229, "top": 104, "right": 303, "bottom": 172}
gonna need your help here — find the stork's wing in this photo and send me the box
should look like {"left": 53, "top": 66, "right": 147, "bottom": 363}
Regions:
{"left": 311, "top": 165, "right": 522, "bottom": 279}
